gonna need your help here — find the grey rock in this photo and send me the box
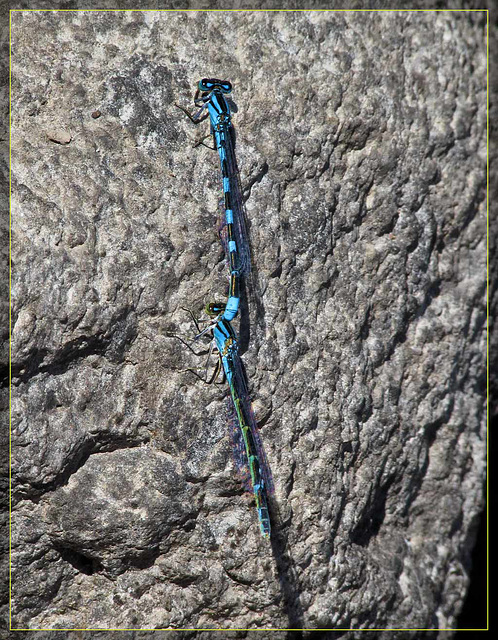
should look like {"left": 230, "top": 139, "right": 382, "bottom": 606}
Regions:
{"left": 9, "top": 8, "right": 486, "bottom": 635}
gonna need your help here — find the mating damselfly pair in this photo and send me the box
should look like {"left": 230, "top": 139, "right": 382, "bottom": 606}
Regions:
{"left": 171, "top": 78, "right": 273, "bottom": 539}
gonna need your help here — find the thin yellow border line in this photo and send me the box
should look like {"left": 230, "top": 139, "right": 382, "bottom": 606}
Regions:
{"left": 7, "top": 7, "right": 491, "bottom": 11}
{"left": 7, "top": 629, "right": 484, "bottom": 633}
{"left": 9, "top": 8, "right": 12, "bottom": 633}
{"left": 8, "top": 7, "right": 489, "bottom": 633}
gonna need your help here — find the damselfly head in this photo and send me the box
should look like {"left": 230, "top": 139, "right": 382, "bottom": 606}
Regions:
{"left": 198, "top": 78, "right": 232, "bottom": 94}
{"left": 205, "top": 301, "right": 226, "bottom": 317}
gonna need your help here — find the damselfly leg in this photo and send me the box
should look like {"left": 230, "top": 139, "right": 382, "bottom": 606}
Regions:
{"left": 175, "top": 103, "right": 216, "bottom": 149}
{"left": 174, "top": 99, "right": 209, "bottom": 125}
{"left": 193, "top": 134, "right": 216, "bottom": 151}
{"left": 176, "top": 353, "right": 224, "bottom": 385}
{"left": 166, "top": 306, "right": 226, "bottom": 384}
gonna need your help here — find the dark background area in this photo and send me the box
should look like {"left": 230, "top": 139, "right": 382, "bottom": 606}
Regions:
{"left": 456, "top": 466, "right": 488, "bottom": 629}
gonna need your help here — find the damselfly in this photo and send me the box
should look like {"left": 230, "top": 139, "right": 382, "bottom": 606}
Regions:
{"left": 173, "top": 78, "right": 270, "bottom": 538}
{"left": 170, "top": 305, "right": 272, "bottom": 539}
{"left": 176, "top": 78, "right": 252, "bottom": 322}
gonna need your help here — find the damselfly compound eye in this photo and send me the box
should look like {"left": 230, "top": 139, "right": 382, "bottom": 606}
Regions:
{"left": 198, "top": 78, "right": 232, "bottom": 94}
{"left": 199, "top": 78, "right": 215, "bottom": 92}
{"left": 205, "top": 302, "right": 226, "bottom": 316}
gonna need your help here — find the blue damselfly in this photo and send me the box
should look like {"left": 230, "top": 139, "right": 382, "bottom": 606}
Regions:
{"left": 176, "top": 78, "right": 251, "bottom": 322}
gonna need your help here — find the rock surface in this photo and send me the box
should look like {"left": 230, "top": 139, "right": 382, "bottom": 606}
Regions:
{"left": 9, "top": 8, "right": 486, "bottom": 635}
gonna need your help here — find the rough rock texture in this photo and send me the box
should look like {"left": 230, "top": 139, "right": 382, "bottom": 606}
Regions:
{"left": 8, "top": 7, "right": 486, "bottom": 635}
{"left": 489, "top": 1, "right": 498, "bottom": 424}
{"left": 0, "top": 8, "right": 9, "bottom": 637}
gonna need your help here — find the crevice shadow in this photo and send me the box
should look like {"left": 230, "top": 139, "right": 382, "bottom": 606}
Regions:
{"left": 267, "top": 497, "right": 350, "bottom": 637}
{"left": 267, "top": 498, "right": 305, "bottom": 632}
